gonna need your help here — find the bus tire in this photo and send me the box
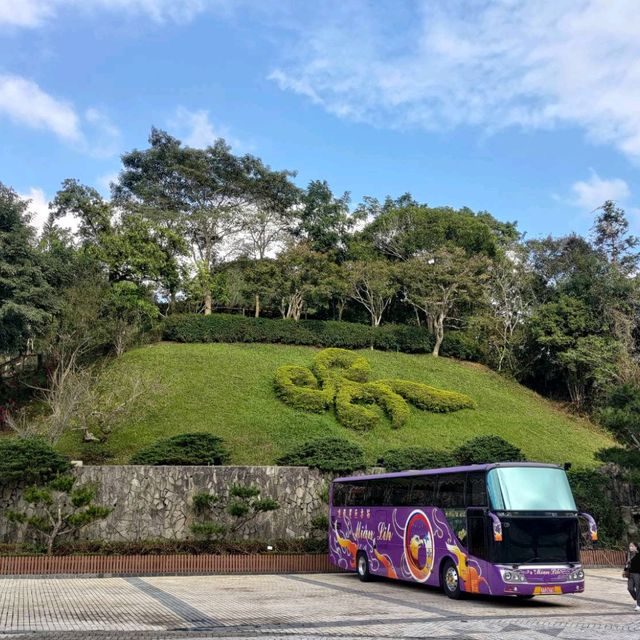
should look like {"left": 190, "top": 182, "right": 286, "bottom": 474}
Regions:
{"left": 356, "top": 551, "right": 372, "bottom": 582}
{"left": 441, "top": 559, "right": 463, "bottom": 599}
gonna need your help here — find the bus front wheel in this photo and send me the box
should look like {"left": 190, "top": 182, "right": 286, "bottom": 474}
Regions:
{"left": 441, "top": 559, "right": 463, "bottom": 599}
{"left": 356, "top": 551, "right": 372, "bottom": 582}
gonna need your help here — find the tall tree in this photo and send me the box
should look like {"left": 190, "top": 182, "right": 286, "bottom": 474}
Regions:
{"left": 0, "top": 183, "right": 56, "bottom": 356}
{"left": 400, "top": 248, "right": 489, "bottom": 356}
{"left": 592, "top": 200, "right": 639, "bottom": 272}
{"left": 295, "top": 180, "right": 356, "bottom": 257}
{"left": 345, "top": 260, "right": 397, "bottom": 327}
{"left": 115, "top": 129, "right": 298, "bottom": 314}
{"left": 51, "top": 179, "right": 182, "bottom": 294}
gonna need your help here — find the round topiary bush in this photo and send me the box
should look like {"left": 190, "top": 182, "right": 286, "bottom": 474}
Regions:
{"left": 381, "top": 447, "right": 456, "bottom": 472}
{"left": 130, "top": 433, "right": 230, "bottom": 465}
{"left": 276, "top": 436, "right": 366, "bottom": 473}
{"left": 0, "top": 437, "right": 70, "bottom": 487}
{"left": 452, "top": 435, "right": 525, "bottom": 465}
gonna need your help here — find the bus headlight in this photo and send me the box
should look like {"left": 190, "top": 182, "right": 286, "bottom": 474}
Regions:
{"left": 569, "top": 569, "right": 584, "bottom": 581}
{"left": 501, "top": 569, "right": 526, "bottom": 583}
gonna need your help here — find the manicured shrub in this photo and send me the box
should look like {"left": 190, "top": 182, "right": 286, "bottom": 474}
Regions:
{"left": 130, "top": 433, "right": 230, "bottom": 465}
{"left": 381, "top": 447, "right": 456, "bottom": 472}
{"left": 274, "top": 365, "right": 331, "bottom": 412}
{"left": 452, "top": 435, "right": 525, "bottom": 465}
{"left": 0, "top": 438, "right": 70, "bottom": 487}
{"left": 312, "top": 348, "right": 371, "bottom": 384}
{"left": 381, "top": 379, "right": 475, "bottom": 413}
{"left": 595, "top": 447, "right": 640, "bottom": 469}
{"left": 334, "top": 380, "right": 381, "bottom": 431}
{"left": 163, "top": 313, "right": 435, "bottom": 353}
{"left": 440, "top": 331, "right": 485, "bottom": 362}
{"left": 365, "top": 382, "right": 410, "bottom": 429}
{"left": 276, "top": 436, "right": 366, "bottom": 473}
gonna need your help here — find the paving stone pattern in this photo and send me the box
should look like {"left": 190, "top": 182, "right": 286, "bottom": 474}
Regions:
{"left": 1, "top": 568, "right": 639, "bottom": 639}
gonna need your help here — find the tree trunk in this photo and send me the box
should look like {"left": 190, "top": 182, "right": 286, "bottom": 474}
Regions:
{"left": 432, "top": 316, "right": 444, "bottom": 357}
{"left": 204, "top": 291, "right": 212, "bottom": 316}
{"left": 254, "top": 294, "right": 260, "bottom": 318}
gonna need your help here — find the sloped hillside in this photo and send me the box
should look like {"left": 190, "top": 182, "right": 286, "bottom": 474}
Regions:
{"left": 58, "top": 342, "right": 615, "bottom": 467}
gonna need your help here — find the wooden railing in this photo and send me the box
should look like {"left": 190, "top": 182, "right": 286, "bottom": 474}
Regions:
{"left": 0, "top": 549, "right": 624, "bottom": 576}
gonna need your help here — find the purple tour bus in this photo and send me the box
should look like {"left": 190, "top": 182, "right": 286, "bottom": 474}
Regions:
{"left": 329, "top": 462, "right": 598, "bottom": 599}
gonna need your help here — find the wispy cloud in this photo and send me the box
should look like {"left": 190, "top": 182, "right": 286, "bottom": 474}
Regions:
{"left": 170, "top": 106, "right": 244, "bottom": 150}
{"left": 269, "top": 0, "right": 640, "bottom": 161}
{"left": 0, "top": 74, "right": 121, "bottom": 155}
{"left": 0, "top": 0, "right": 207, "bottom": 28}
{"left": 0, "top": 74, "right": 81, "bottom": 141}
{"left": 568, "top": 171, "right": 631, "bottom": 211}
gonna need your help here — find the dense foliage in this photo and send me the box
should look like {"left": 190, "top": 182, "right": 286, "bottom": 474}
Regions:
{"left": 380, "top": 447, "right": 456, "bottom": 472}
{"left": 0, "top": 438, "right": 70, "bottom": 487}
{"left": 130, "top": 434, "right": 230, "bottom": 466}
{"left": 451, "top": 435, "right": 526, "bottom": 465}
{"left": 568, "top": 470, "right": 626, "bottom": 547}
{"left": 276, "top": 437, "right": 366, "bottom": 473}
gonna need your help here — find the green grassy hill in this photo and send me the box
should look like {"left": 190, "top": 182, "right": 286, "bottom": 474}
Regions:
{"left": 58, "top": 342, "right": 615, "bottom": 467}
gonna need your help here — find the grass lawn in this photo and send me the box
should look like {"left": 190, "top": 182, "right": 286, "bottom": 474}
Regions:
{"left": 57, "top": 342, "right": 615, "bottom": 467}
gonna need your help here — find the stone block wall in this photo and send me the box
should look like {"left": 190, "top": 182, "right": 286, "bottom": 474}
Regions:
{"left": 0, "top": 465, "right": 327, "bottom": 543}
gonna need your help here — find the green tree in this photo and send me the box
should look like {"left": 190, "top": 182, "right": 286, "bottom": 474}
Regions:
{"left": 295, "top": 180, "right": 356, "bottom": 257}
{"left": 0, "top": 183, "right": 56, "bottom": 356}
{"left": 116, "top": 129, "right": 298, "bottom": 314}
{"left": 7, "top": 475, "right": 112, "bottom": 555}
{"left": 344, "top": 259, "right": 397, "bottom": 326}
{"left": 360, "top": 203, "right": 502, "bottom": 260}
{"left": 591, "top": 200, "right": 639, "bottom": 273}
{"left": 275, "top": 243, "right": 333, "bottom": 320}
{"left": 400, "top": 248, "right": 489, "bottom": 356}
{"left": 50, "top": 179, "right": 182, "bottom": 294}
{"left": 191, "top": 484, "right": 279, "bottom": 540}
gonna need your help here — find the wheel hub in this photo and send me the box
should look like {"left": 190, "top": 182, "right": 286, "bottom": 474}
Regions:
{"left": 358, "top": 556, "right": 367, "bottom": 575}
{"left": 445, "top": 566, "right": 458, "bottom": 591}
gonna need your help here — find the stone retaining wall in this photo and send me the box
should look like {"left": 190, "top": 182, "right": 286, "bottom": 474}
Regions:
{"left": 0, "top": 465, "right": 326, "bottom": 543}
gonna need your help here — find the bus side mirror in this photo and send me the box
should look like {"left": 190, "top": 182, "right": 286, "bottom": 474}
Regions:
{"left": 488, "top": 512, "right": 503, "bottom": 542}
{"left": 579, "top": 512, "right": 598, "bottom": 542}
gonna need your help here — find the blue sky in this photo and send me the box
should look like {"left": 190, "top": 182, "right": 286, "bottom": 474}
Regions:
{"left": 1, "top": 0, "right": 639, "bottom": 239}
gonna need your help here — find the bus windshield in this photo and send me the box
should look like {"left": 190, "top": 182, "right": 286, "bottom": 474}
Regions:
{"left": 487, "top": 467, "right": 577, "bottom": 512}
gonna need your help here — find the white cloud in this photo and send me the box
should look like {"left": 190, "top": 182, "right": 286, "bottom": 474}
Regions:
{"left": 569, "top": 171, "right": 631, "bottom": 211}
{"left": 269, "top": 0, "right": 640, "bottom": 160}
{"left": 0, "top": 74, "right": 81, "bottom": 141}
{"left": 0, "top": 0, "right": 207, "bottom": 28}
{"left": 170, "top": 106, "right": 243, "bottom": 149}
{"left": 0, "top": 74, "right": 121, "bottom": 154}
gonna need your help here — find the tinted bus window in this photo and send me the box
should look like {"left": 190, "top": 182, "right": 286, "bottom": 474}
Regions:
{"left": 384, "top": 477, "right": 413, "bottom": 506}
{"left": 359, "top": 479, "right": 384, "bottom": 506}
{"left": 437, "top": 474, "right": 466, "bottom": 508}
{"left": 348, "top": 483, "right": 367, "bottom": 506}
{"left": 333, "top": 483, "right": 347, "bottom": 506}
{"left": 411, "top": 475, "right": 438, "bottom": 505}
{"left": 466, "top": 472, "right": 488, "bottom": 507}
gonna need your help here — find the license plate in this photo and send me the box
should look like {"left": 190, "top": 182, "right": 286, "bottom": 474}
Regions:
{"left": 535, "top": 586, "right": 561, "bottom": 595}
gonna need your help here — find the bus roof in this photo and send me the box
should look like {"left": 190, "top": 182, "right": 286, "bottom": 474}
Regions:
{"left": 333, "top": 462, "right": 564, "bottom": 483}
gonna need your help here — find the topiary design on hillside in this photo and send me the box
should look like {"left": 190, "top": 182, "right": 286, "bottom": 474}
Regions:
{"left": 274, "top": 348, "right": 474, "bottom": 430}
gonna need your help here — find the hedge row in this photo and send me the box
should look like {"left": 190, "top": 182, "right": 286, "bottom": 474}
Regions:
{"left": 163, "top": 313, "right": 481, "bottom": 358}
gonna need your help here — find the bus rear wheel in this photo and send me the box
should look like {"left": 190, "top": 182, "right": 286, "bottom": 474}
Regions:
{"left": 441, "top": 559, "right": 463, "bottom": 599}
{"left": 356, "top": 551, "right": 372, "bottom": 582}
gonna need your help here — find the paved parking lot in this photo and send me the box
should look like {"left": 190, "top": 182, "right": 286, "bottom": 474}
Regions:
{"left": 0, "top": 568, "right": 638, "bottom": 639}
